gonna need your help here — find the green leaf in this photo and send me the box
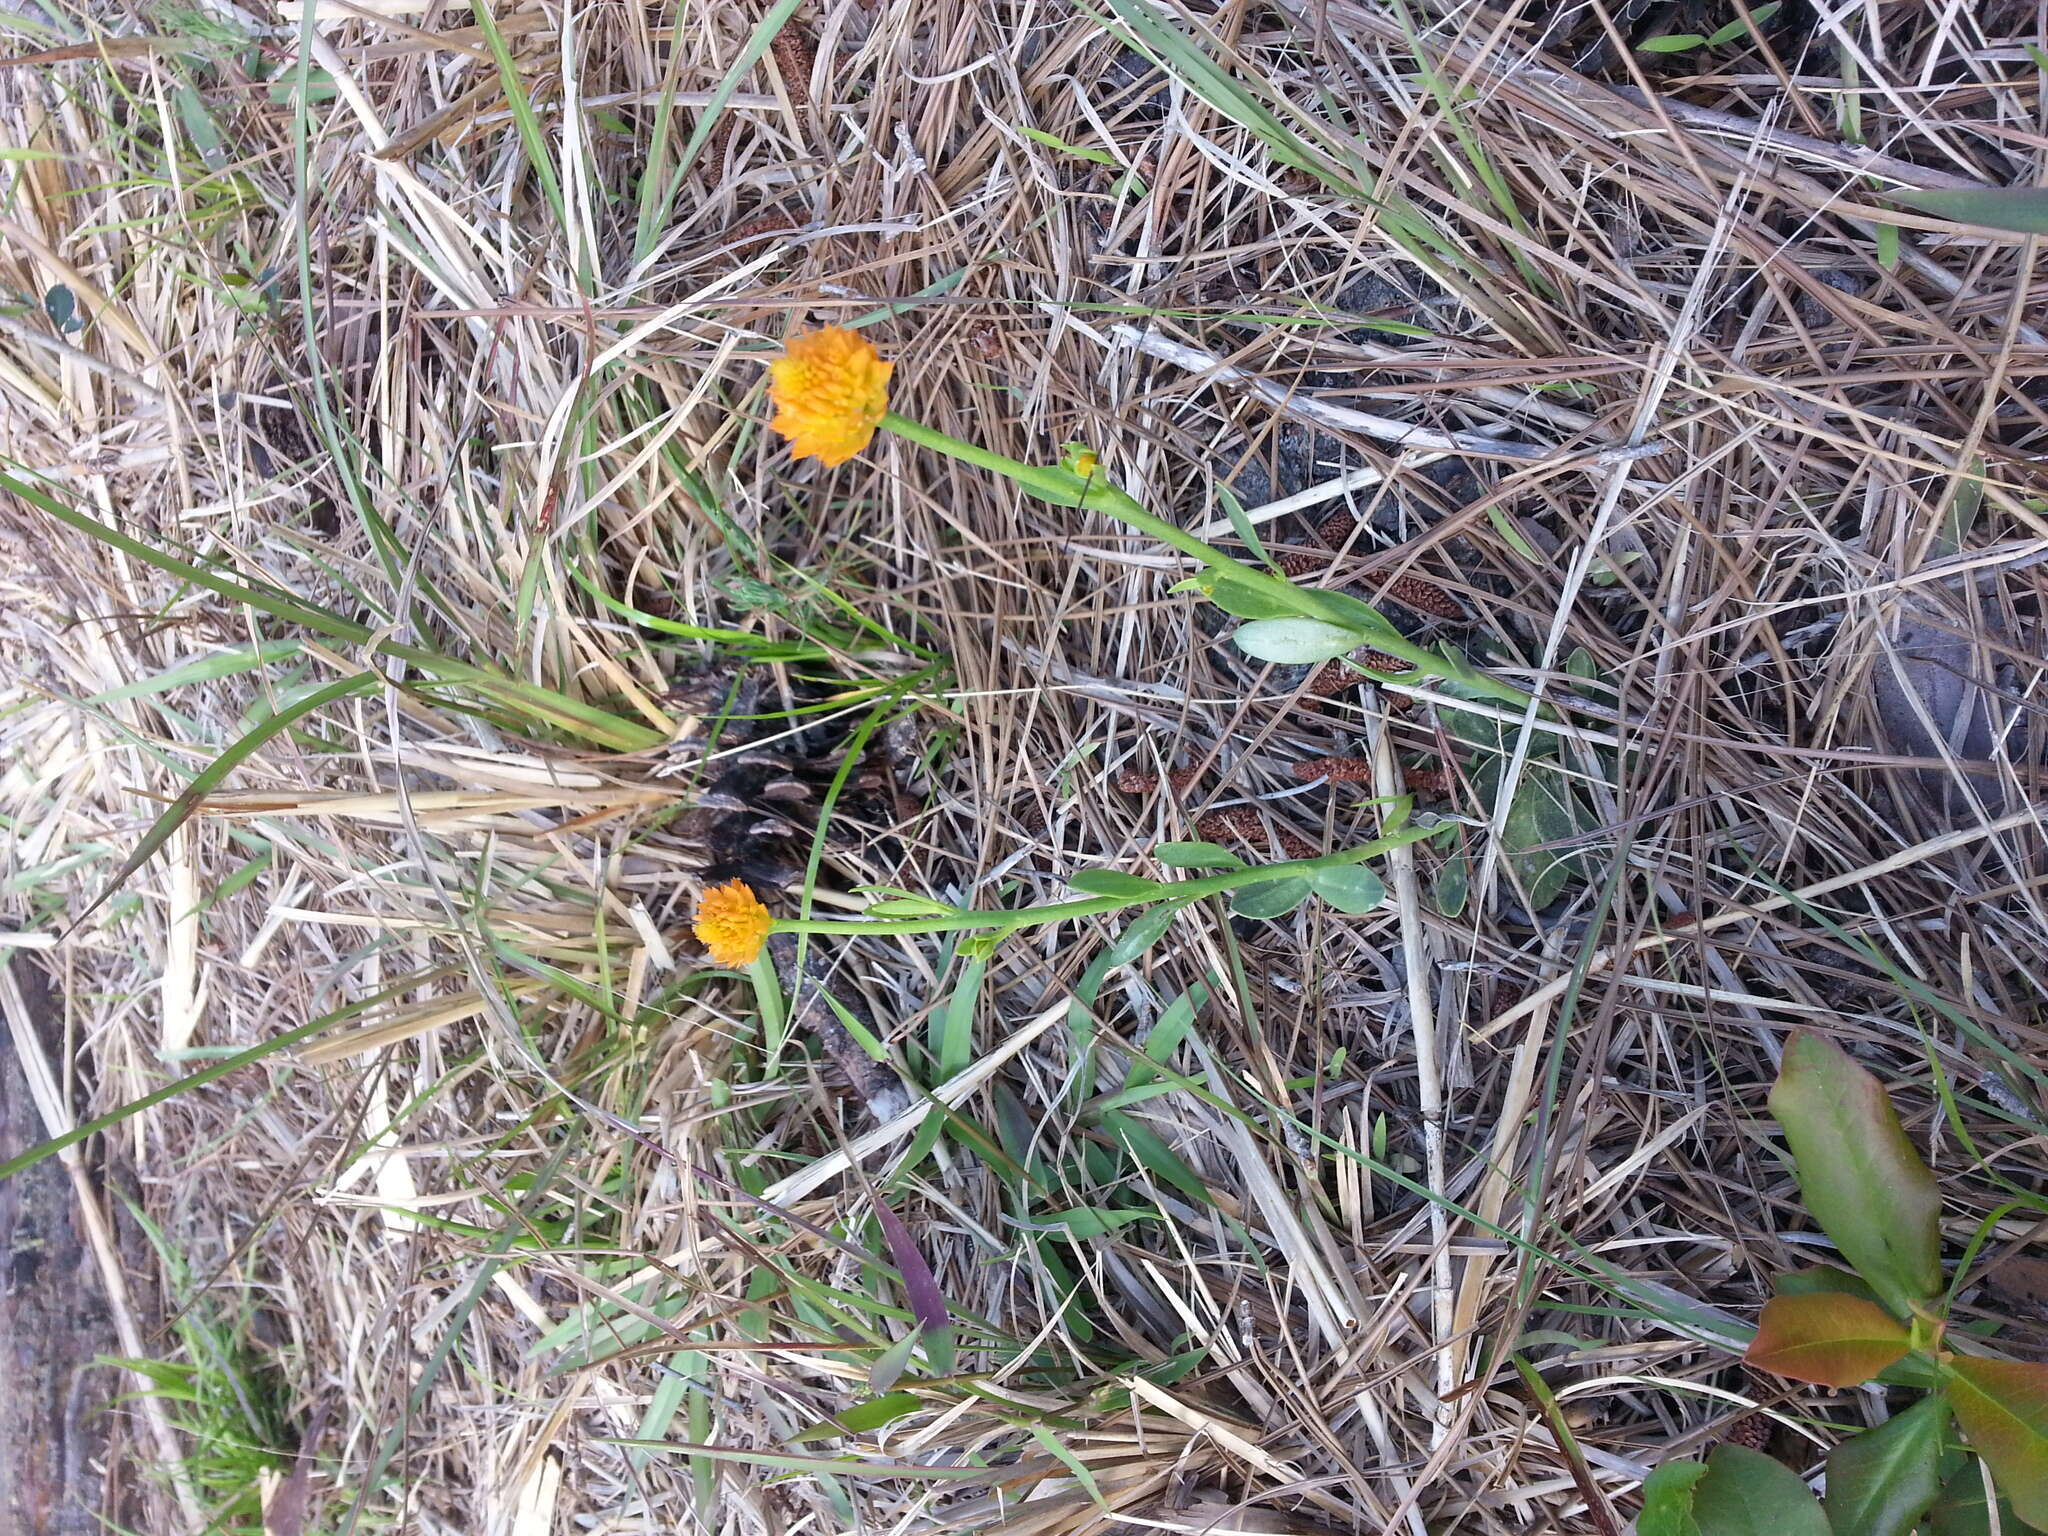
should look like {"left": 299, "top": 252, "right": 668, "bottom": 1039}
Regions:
{"left": 867, "top": 1330, "right": 922, "bottom": 1394}
{"left": 1637, "top": 32, "right": 1707, "bottom": 52}
{"left": 863, "top": 896, "right": 959, "bottom": 917}
{"left": 1689, "top": 1444, "right": 1829, "bottom": 1536}
{"left": 1823, "top": 1394, "right": 1948, "bottom": 1536}
{"left": 1502, "top": 764, "right": 1583, "bottom": 908}
{"left": 786, "top": 1390, "right": 924, "bottom": 1443}
{"left": 1706, "top": 1, "right": 1780, "bottom": 45}
{"left": 1892, "top": 188, "right": 2048, "bottom": 237}
{"left": 1774, "top": 1264, "right": 1885, "bottom": 1305}
{"left": 1068, "top": 870, "right": 1166, "bottom": 898}
{"left": 1928, "top": 1456, "right": 2048, "bottom": 1535}
{"left": 83, "top": 640, "right": 301, "bottom": 705}
{"left": 1308, "top": 864, "right": 1387, "bottom": 915}
{"left": 1743, "top": 1292, "right": 1912, "bottom": 1387}
{"left": 1154, "top": 840, "right": 1245, "bottom": 871}
{"left": 1433, "top": 847, "right": 1469, "bottom": 917}
{"left": 1232, "top": 617, "right": 1370, "bottom": 665}
{"left": 1217, "top": 483, "right": 1276, "bottom": 572}
{"left": 1768, "top": 1032, "right": 1943, "bottom": 1315}
{"left": 1186, "top": 569, "right": 1307, "bottom": 621}
{"left": 1017, "top": 125, "right": 1119, "bottom": 165}
{"left": 1949, "top": 1356, "right": 2048, "bottom": 1527}
{"left": 1099, "top": 901, "right": 1188, "bottom": 970}
{"left": 1637, "top": 1459, "right": 1708, "bottom": 1536}
{"left": 72, "top": 671, "right": 375, "bottom": 932}
{"left": 1230, "top": 877, "right": 1311, "bottom": 920}
{"left": 1044, "top": 1206, "right": 1160, "bottom": 1240}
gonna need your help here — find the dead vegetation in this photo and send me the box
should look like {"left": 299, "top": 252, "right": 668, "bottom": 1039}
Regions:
{"left": 2, "top": 0, "right": 2046, "bottom": 1532}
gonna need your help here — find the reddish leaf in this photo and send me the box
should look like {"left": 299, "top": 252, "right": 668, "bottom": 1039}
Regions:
{"left": 1949, "top": 1356, "right": 2048, "bottom": 1528}
{"left": 1769, "top": 1032, "right": 1942, "bottom": 1315}
{"left": 1745, "top": 1292, "right": 1911, "bottom": 1387}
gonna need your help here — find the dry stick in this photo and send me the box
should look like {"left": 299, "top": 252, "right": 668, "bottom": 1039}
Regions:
{"left": 0, "top": 959, "right": 205, "bottom": 1533}
{"left": 1473, "top": 803, "right": 2045, "bottom": 1045}
{"left": 1368, "top": 712, "right": 1457, "bottom": 1439}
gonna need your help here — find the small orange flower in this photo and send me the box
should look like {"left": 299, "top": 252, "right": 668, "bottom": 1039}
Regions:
{"left": 766, "top": 327, "right": 892, "bottom": 467}
{"left": 693, "top": 879, "right": 773, "bottom": 967}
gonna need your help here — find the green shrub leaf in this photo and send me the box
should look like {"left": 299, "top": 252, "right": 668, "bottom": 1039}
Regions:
{"left": 1824, "top": 1394, "right": 1949, "bottom": 1536}
{"left": 1637, "top": 1459, "right": 1708, "bottom": 1536}
{"left": 1744, "top": 1291, "right": 1911, "bottom": 1387}
{"left": 1768, "top": 1031, "right": 1943, "bottom": 1315}
{"left": 1949, "top": 1356, "right": 2048, "bottom": 1527}
{"left": 1689, "top": 1444, "right": 1829, "bottom": 1536}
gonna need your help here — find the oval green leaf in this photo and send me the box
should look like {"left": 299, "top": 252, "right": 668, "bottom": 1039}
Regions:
{"left": 1153, "top": 840, "right": 1245, "bottom": 870}
{"left": 1067, "top": 870, "right": 1166, "bottom": 898}
{"left": 1690, "top": 1444, "right": 1830, "bottom": 1536}
{"left": 1230, "top": 876, "right": 1311, "bottom": 920}
{"left": 1744, "top": 1291, "right": 1912, "bottom": 1388}
{"left": 1824, "top": 1394, "right": 1949, "bottom": 1536}
{"left": 1308, "top": 864, "right": 1387, "bottom": 915}
{"left": 1928, "top": 1454, "right": 2048, "bottom": 1535}
{"left": 1949, "top": 1356, "right": 2048, "bottom": 1529}
{"left": 1232, "top": 617, "right": 1370, "bottom": 665}
{"left": 1768, "top": 1031, "right": 1943, "bottom": 1315}
{"left": 864, "top": 896, "right": 959, "bottom": 917}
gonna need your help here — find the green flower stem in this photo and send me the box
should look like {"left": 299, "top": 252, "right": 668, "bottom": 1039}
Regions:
{"left": 878, "top": 412, "right": 1532, "bottom": 710}
{"left": 769, "top": 824, "right": 1431, "bottom": 940}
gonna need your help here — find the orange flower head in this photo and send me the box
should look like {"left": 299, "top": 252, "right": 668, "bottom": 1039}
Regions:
{"left": 767, "top": 327, "right": 892, "bottom": 467}
{"left": 693, "top": 879, "right": 773, "bottom": 968}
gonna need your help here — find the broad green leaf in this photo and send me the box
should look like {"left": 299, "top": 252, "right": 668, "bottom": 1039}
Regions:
{"left": 1637, "top": 32, "right": 1706, "bottom": 52}
{"left": 1824, "top": 1394, "right": 1949, "bottom": 1536}
{"left": 1928, "top": 1455, "right": 2048, "bottom": 1535}
{"left": 1744, "top": 1292, "right": 1911, "bottom": 1387}
{"left": 1232, "top": 617, "right": 1369, "bottom": 665}
{"left": 1067, "top": 870, "right": 1166, "bottom": 898}
{"left": 1637, "top": 1459, "right": 1707, "bottom": 1536}
{"left": 1230, "top": 876, "right": 1311, "bottom": 920}
{"left": 1768, "top": 1031, "right": 1943, "bottom": 1315}
{"left": 1153, "top": 840, "right": 1244, "bottom": 871}
{"left": 1774, "top": 1264, "right": 1884, "bottom": 1306}
{"left": 1502, "top": 763, "right": 1582, "bottom": 908}
{"left": 1433, "top": 848, "right": 1469, "bottom": 917}
{"left": 1689, "top": 1444, "right": 1829, "bottom": 1536}
{"left": 1773, "top": 1269, "right": 1943, "bottom": 1385}
{"left": 1308, "top": 864, "right": 1387, "bottom": 915}
{"left": 1893, "top": 189, "right": 2048, "bottom": 237}
{"left": 1949, "top": 1356, "right": 2048, "bottom": 1527}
